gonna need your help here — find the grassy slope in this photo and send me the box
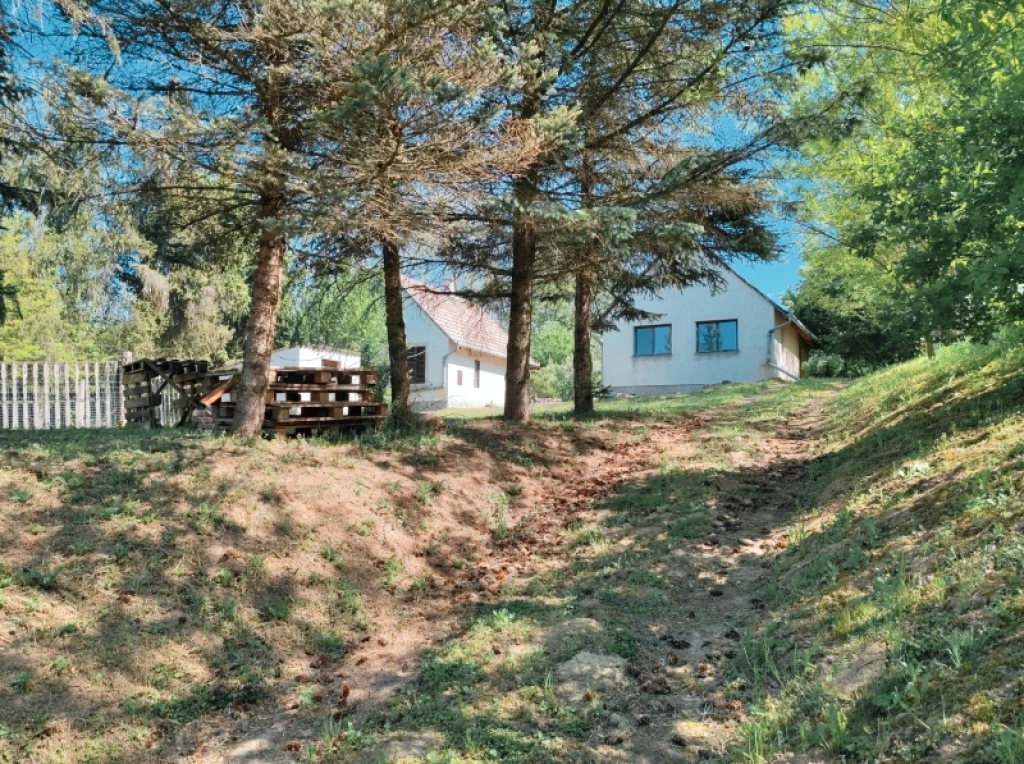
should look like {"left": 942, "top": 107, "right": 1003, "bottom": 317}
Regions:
{"left": 319, "top": 381, "right": 834, "bottom": 763}
{"left": 0, "top": 380, "right": 778, "bottom": 763}
{"left": 734, "top": 329, "right": 1024, "bottom": 763}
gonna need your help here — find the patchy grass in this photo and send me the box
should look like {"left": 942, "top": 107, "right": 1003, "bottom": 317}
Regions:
{"left": 731, "top": 327, "right": 1024, "bottom": 763}
{"left": 310, "top": 380, "right": 833, "bottom": 762}
{"left": 1, "top": 381, "right": 789, "bottom": 761}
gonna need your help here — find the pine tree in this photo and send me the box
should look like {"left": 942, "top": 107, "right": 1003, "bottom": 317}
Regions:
{"left": 476, "top": 0, "right": 805, "bottom": 421}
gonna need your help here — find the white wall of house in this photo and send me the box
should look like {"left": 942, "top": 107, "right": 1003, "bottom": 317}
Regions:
{"left": 445, "top": 350, "right": 506, "bottom": 409}
{"left": 602, "top": 269, "right": 785, "bottom": 394}
{"left": 404, "top": 295, "right": 455, "bottom": 411}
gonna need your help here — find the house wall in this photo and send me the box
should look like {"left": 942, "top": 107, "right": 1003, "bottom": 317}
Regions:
{"left": 444, "top": 350, "right": 506, "bottom": 409}
{"left": 602, "top": 269, "right": 782, "bottom": 394}
{"left": 404, "top": 294, "right": 455, "bottom": 412}
{"left": 770, "top": 317, "right": 803, "bottom": 381}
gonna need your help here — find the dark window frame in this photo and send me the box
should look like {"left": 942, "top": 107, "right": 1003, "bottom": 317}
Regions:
{"left": 457, "top": 369, "right": 463, "bottom": 386}
{"left": 407, "top": 345, "right": 427, "bottom": 384}
{"left": 695, "top": 319, "right": 739, "bottom": 354}
{"left": 634, "top": 324, "right": 672, "bottom": 357}
{"left": 474, "top": 360, "right": 480, "bottom": 388}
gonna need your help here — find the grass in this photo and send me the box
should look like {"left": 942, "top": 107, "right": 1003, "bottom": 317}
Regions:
{"left": 9, "top": 348, "right": 1018, "bottom": 763}
{"left": 312, "top": 380, "right": 832, "bottom": 762}
{"left": 729, "top": 326, "right": 1024, "bottom": 763}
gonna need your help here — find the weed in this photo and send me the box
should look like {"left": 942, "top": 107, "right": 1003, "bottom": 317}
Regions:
{"left": 414, "top": 480, "right": 444, "bottom": 505}
{"left": 11, "top": 670, "right": 33, "bottom": 693}
{"left": 18, "top": 566, "right": 58, "bottom": 590}
{"left": 259, "top": 597, "right": 291, "bottom": 622}
{"left": 320, "top": 542, "right": 340, "bottom": 564}
{"left": 8, "top": 486, "right": 32, "bottom": 503}
{"left": 349, "top": 518, "right": 375, "bottom": 536}
{"left": 380, "top": 557, "right": 404, "bottom": 590}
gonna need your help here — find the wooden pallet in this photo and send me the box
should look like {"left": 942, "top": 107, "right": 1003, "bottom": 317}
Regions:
{"left": 199, "top": 365, "right": 386, "bottom": 437}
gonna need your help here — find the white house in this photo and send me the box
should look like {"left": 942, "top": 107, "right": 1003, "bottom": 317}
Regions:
{"left": 602, "top": 265, "right": 818, "bottom": 396}
{"left": 402, "top": 276, "right": 532, "bottom": 411}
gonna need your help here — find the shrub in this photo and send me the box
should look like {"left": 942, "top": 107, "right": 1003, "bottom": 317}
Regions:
{"left": 805, "top": 352, "right": 849, "bottom": 378}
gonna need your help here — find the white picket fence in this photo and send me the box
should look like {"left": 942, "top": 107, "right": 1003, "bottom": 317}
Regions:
{"left": 0, "top": 361, "right": 123, "bottom": 430}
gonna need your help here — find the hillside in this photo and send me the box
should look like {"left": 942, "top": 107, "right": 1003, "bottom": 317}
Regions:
{"left": 1, "top": 330, "right": 1022, "bottom": 764}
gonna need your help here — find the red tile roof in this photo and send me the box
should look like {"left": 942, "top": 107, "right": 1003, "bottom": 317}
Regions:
{"left": 402, "top": 276, "right": 537, "bottom": 364}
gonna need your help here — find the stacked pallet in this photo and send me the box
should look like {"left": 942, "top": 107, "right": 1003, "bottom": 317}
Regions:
{"left": 123, "top": 358, "right": 210, "bottom": 427}
{"left": 208, "top": 366, "right": 387, "bottom": 437}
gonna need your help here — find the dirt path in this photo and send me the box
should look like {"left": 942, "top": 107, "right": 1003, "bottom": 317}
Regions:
{"left": 194, "top": 389, "right": 835, "bottom": 763}
{"left": 569, "top": 393, "right": 833, "bottom": 762}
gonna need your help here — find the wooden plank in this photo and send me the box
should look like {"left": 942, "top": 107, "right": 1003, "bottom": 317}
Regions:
{"left": 20, "top": 364, "right": 26, "bottom": 429}
{"left": 266, "top": 383, "right": 373, "bottom": 393}
{"left": 64, "top": 363, "right": 71, "bottom": 429}
{"left": 199, "top": 376, "right": 237, "bottom": 407}
{"left": 31, "top": 362, "right": 38, "bottom": 429}
{"left": 94, "top": 362, "right": 103, "bottom": 427}
{"left": 43, "top": 363, "right": 50, "bottom": 429}
{"left": 73, "top": 363, "right": 80, "bottom": 427}
{"left": 84, "top": 362, "right": 92, "bottom": 428}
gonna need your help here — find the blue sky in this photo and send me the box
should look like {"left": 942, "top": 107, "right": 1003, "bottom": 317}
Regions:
{"left": 732, "top": 220, "right": 804, "bottom": 301}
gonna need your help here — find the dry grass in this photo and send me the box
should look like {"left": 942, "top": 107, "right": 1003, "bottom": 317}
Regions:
{"left": 0, "top": 382, "right": 784, "bottom": 762}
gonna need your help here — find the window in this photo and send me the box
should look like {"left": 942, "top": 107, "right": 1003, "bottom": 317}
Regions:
{"left": 696, "top": 320, "right": 738, "bottom": 353}
{"left": 474, "top": 360, "right": 480, "bottom": 388}
{"left": 408, "top": 346, "right": 426, "bottom": 384}
{"left": 457, "top": 369, "right": 463, "bottom": 386}
{"left": 634, "top": 325, "right": 672, "bottom": 356}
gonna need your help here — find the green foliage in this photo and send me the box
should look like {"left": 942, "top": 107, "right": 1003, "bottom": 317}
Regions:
{"left": 789, "top": 0, "right": 1024, "bottom": 355}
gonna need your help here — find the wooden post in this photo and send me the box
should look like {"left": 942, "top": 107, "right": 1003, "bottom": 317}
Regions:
{"left": 94, "top": 362, "right": 101, "bottom": 428}
{"left": 31, "top": 362, "right": 38, "bottom": 429}
{"left": 64, "top": 363, "right": 71, "bottom": 429}
{"left": 43, "top": 363, "right": 50, "bottom": 429}
{"left": 82, "top": 363, "right": 90, "bottom": 428}
{"left": 105, "top": 362, "right": 113, "bottom": 427}
{"left": 73, "top": 363, "right": 80, "bottom": 427}
{"left": 1, "top": 362, "right": 6, "bottom": 429}
{"left": 21, "top": 363, "right": 28, "bottom": 429}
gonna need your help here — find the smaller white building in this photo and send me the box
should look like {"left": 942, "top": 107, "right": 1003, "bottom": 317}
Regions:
{"left": 270, "top": 345, "right": 362, "bottom": 370}
{"left": 602, "top": 265, "right": 818, "bottom": 396}
{"left": 402, "top": 276, "right": 532, "bottom": 411}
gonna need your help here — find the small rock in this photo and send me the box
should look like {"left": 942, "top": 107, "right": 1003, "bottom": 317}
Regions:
{"left": 285, "top": 740, "right": 302, "bottom": 752}
{"left": 709, "top": 589, "right": 724, "bottom": 597}
{"left": 378, "top": 637, "right": 390, "bottom": 646}
{"left": 739, "top": 538, "right": 756, "bottom": 547}
{"left": 671, "top": 733, "right": 687, "bottom": 747}
{"left": 724, "top": 627, "right": 742, "bottom": 640}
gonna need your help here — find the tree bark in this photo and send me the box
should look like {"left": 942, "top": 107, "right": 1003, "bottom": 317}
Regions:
{"left": 573, "top": 267, "right": 595, "bottom": 415}
{"left": 504, "top": 176, "right": 537, "bottom": 422}
{"left": 233, "top": 192, "right": 286, "bottom": 437}
{"left": 382, "top": 237, "right": 412, "bottom": 425}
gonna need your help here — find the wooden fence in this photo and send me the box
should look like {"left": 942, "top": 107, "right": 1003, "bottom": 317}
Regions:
{"left": 0, "top": 361, "right": 123, "bottom": 430}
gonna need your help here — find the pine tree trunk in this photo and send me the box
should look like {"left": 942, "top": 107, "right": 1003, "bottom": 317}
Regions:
{"left": 504, "top": 177, "right": 536, "bottom": 422}
{"left": 233, "top": 193, "right": 286, "bottom": 437}
{"left": 382, "top": 237, "right": 411, "bottom": 425}
{"left": 573, "top": 267, "right": 595, "bottom": 415}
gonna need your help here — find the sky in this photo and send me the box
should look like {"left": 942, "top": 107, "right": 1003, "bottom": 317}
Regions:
{"left": 732, "top": 220, "right": 804, "bottom": 302}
